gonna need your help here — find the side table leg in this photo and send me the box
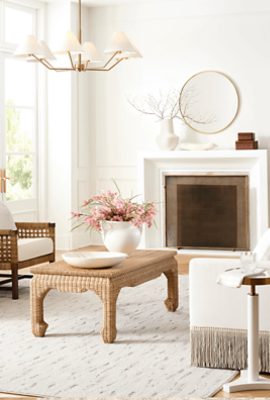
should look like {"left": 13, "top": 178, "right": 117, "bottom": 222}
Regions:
{"left": 31, "top": 277, "right": 50, "bottom": 337}
{"left": 223, "top": 287, "right": 270, "bottom": 393}
{"left": 164, "top": 268, "right": 179, "bottom": 312}
{"left": 248, "top": 290, "right": 259, "bottom": 381}
{"left": 99, "top": 283, "right": 120, "bottom": 344}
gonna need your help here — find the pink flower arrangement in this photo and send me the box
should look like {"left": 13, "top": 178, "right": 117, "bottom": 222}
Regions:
{"left": 72, "top": 189, "right": 156, "bottom": 232}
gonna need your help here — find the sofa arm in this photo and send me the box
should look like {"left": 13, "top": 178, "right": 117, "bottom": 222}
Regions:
{"left": 189, "top": 257, "right": 270, "bottom": 330}
{"left": 0, "top": 229, "right": 18, "bottom": 265}
{"left": 189, "top": 256, "right": 270, "bottom": 372}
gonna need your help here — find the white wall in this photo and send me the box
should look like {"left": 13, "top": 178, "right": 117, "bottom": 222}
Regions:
{"left": 46, "top": 1, "right": 72, "bottom": 249}
{"left": 46, "top": 1, "right": 95, "bottom": 249}
{"left": 87, "top": 0, "right": 270, "bottom": 201}
{"left": 70, "top": 3, "right": 97, "bottom": 249}
{"left": 45, "top": 0, "right": 270, "bottom": 248}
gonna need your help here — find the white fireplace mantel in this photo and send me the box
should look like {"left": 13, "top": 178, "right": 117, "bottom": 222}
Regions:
{"left": 138, "top": 150, "right": 268, "bottom": 252}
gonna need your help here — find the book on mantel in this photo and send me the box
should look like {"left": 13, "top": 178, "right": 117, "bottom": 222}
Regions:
{"left": 235, "top": 140, "right": 258, "bottom": 149}
{"left": 235, "top": 132, "right": 258, "bottom": 150}
{"left": 238, "top": 132, "right": 255, "bottom": 141}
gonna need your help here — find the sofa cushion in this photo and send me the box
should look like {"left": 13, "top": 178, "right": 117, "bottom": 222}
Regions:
{"left": 253, "top": 228, "right": 270, "bottom": 261}
{"left": 18, "top": 238, "right": 53, "bottom": 262}
{"left": 0, "top": 201, "right": 16, "bottom": 230}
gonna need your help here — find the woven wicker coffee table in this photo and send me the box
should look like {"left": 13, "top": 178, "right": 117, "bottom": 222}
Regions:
{"left": 30, "top": 247, "right": 178, "bottom": 343}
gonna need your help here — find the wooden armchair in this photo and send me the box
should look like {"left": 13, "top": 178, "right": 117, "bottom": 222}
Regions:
{"left": 0, "top": 222, "right": 55, "bottom": 299}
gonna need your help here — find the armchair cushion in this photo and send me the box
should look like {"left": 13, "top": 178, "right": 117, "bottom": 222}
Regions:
{"left": 18, "top": 238, "right": 54, "bottom": 262}
{"left": 0, "top": 221, "right": 55, "bottom": 299}
{"left": 253, "top": 228, "right": 270, "bottom": 261}
{"left": 0, "top": 201, "right": 16, "bottom": 230}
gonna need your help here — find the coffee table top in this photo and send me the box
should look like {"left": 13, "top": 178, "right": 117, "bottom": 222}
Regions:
{"left": 31, "top": 246, "right": 177, "bottom": 278}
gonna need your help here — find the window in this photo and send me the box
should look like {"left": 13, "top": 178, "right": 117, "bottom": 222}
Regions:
{"left": 0, "top": 1, "right": 38, "bottom": 206}
{"left": 5, "top": 5, "right": 35, "bottom": 44}
{"left": 5, "top": 58, "right": 36, "bottom": 201}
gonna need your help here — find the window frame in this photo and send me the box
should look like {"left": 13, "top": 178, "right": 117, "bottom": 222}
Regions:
{"left": 0, "top": 0, "right": 45, "bottom": 219}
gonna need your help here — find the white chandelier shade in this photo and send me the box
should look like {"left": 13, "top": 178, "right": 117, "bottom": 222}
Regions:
{"left": 81, "top": 42, "right": 101, "bottom": 62}
{"left": 104, "top": 31, "right": 139, "bottom": 55}
{"left": 55, "top": 31, "right": 82, "bottom": 55}
{"left": 13, "top": 1, "right": 141, "bottom": 72}
{"left": 14, "top": 35, "right": 42, "bottom": 58}
{"left": 40, "top": 41, "right": 56, "bottom": 60}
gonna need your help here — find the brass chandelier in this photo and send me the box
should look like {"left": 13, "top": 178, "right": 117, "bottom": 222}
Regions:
{"left": 14, "top": 0, "right": 141, "bottom": 72}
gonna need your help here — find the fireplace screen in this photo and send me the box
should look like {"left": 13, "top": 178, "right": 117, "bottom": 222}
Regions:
{"left": 165, "top": 175, "right": 249, "bottom": 250}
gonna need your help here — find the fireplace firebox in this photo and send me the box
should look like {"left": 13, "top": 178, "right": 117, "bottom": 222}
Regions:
{"left": 165, "top": 175, "right": 249, "bottom": 250}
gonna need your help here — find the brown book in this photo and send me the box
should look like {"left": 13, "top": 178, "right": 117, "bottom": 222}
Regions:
{"left": 236, "top": 140, "right": 258, "bottom": 150}
{"left": 238, "top": 132, "right": 255, "bottom": 141}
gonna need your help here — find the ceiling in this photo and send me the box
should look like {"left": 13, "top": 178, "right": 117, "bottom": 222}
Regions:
{"left": 81, "top": 0, "right": 145, "bottom": 4}
{"left": 45, "top": 0, "right": 150, "bottom": 5}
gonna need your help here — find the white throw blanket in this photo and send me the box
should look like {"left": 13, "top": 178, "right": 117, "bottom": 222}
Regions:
{"left": 217, "top": 266, "right": 269, "bottom": 288}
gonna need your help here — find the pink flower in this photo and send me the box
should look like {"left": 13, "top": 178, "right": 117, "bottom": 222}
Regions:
{"left": 71, "top": 211, "right": 82, "bottom": 217}
{"left": 71, "top": 188, "right": 156, "bottom": 232}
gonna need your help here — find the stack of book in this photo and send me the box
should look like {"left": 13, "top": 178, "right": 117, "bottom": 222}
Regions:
{"left": 235, "top": 132, "right": 258, "bottom": 150}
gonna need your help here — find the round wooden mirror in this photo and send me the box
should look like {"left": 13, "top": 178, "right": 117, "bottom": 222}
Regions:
{"left": 179, "top": 71, "right": 239, "bottom": 134}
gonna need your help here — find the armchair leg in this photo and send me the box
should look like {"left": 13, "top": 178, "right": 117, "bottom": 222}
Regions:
{"left": 11, "top": 265, "right": 19, "bottom": 300}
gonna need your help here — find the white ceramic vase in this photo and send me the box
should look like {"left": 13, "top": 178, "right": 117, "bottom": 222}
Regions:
{"left": 101, "top": 220, "right": 142, "bottom": 254}
{"left": 156, "top": 119, "right": 179, "bottom": 151}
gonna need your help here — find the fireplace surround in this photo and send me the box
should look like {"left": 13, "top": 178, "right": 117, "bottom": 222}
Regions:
{"left": 138, "top": 150, "right": 268, "bottom": 254}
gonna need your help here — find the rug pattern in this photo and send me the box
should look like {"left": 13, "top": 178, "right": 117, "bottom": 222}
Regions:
{"left": 0, "top": 276, "right": 236, "bottom": 397}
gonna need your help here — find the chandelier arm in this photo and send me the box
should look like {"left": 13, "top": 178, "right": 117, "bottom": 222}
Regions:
{"left": 41, "top": 58, "right": 56, "bottom": 69}
{"left": 31, "top": 55, "right": 71, "bottom": 72}
{"left": 68, "top": 51, "right": 76, "bottom": 70}
{"left": 31, "top": 54, "right": 54, "bottom": 70}
{"left": 102, "top": 51, "right": 121, "bottom": 68}
{"left": 86, "top": 57, "right": 126, "bottom": 72}
{"left": 55, "top": 68, "right": 76, "bottom": 71}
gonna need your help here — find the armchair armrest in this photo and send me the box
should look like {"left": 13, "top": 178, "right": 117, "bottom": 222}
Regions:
{"left": 0, "top": 223, "right": 56, "bottom": 269}
{"left": 16, "top": 222, "right": 55, "bottom": 238}
{"left": 0, "top": 230, "right": 18, "bottom": 265}
{"left": 16, "top": 222, "right": 55, "bottom": 254}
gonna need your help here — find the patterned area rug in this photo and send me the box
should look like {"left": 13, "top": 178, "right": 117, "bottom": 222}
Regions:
{"left": 0, "top": 276, "right": 236, "bottom": 398}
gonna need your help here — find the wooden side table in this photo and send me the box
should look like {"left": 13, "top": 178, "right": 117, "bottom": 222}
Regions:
{"left": 223, "top": 274, "right": 270, "bottom": 393}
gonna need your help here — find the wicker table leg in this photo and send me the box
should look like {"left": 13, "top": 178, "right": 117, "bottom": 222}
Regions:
{"left": 164, "top": 268, "right": 179, "bottom": 312}
{"left": 31, "top": 277, "right": 50, "bottom": 337}
{"left": 99, "top": 283, "right": 120, "bottom": 344}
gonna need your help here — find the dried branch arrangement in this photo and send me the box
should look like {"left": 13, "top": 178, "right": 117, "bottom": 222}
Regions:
{"left": 128, "top": 89, "right": 181, "bottom": 121}
{"left": 128, "top": 88, "right": 215, "bottom": 125}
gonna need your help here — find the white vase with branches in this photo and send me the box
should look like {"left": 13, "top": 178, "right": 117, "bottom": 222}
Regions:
{"left": 128, "top": 89, "right": 180, "bottom": 151}
{"left": 128, "top": 89, "right": 215, "bottom": 151}
{"left": 156, "top": 118, "right": 178, "bottom": 150}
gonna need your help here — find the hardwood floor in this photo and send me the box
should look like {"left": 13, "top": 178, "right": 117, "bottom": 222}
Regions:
{"left": 214, "top": 373, "right": 270, "bottom": 397}
{"left": 0, "top": 395, "right": 38, "bottom": 399}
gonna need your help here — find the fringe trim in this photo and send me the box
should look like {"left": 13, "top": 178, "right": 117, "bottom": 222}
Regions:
{"left": 191, "top": 326, "right": 270, "bottom": 372}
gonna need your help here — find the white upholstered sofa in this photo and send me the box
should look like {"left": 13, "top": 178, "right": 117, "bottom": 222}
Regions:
{"left": 189, "top": 229, "right": 270, "bottom": 372}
